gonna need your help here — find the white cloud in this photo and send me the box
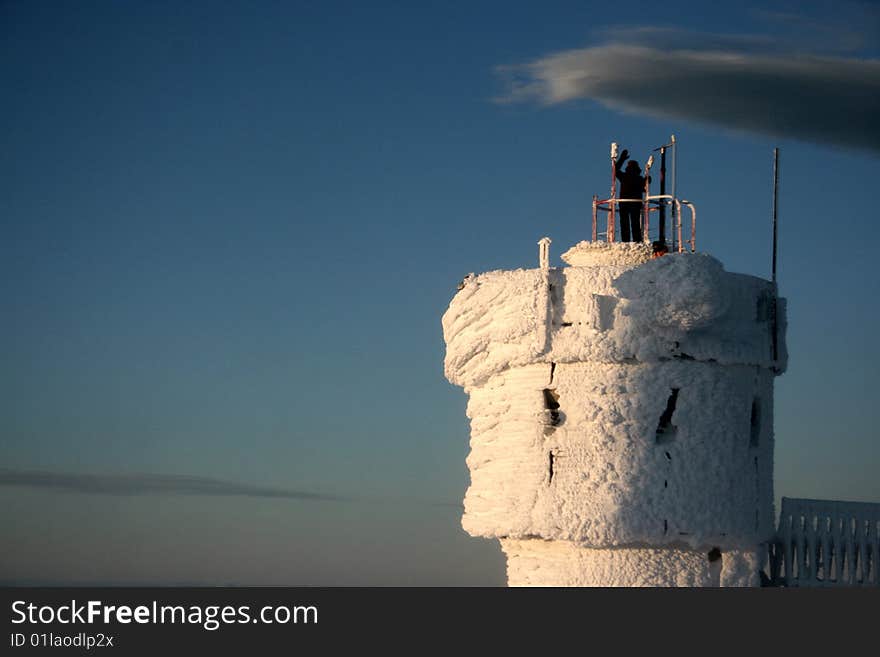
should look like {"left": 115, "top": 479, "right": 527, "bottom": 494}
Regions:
{"left": 497, "top": 39, "right": 880, "bottom": 152}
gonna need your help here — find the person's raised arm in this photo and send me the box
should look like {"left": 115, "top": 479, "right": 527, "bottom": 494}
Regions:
{"left": 615, "top": 149, "right": 628, "bottom": 179}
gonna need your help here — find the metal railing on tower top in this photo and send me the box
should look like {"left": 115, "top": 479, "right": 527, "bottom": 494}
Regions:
{"left": 591, "top": 138, "right": 697, "bottom": 253}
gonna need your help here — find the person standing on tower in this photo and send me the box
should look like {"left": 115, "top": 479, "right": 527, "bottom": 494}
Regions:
{"left": 615, "top": 149, "right": 648, "bottom": 242}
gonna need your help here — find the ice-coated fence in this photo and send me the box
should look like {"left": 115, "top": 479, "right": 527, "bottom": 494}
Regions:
{"left": 591, "top": 195, "right": 696, "bottom": 253}
{"left": 769, "top": 497, "right": 880, "bottom": 587}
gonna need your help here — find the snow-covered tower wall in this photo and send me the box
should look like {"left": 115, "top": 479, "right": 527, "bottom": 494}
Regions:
{"left": 442, "top": 242, "right": 787, "bottom": 586}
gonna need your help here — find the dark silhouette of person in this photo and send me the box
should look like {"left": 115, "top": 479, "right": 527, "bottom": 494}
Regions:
{"left": 615, "top": 149, "right": 648, "bottom": 242}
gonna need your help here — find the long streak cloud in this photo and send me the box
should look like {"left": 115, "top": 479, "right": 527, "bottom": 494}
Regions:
{"left": 0, "top": 468, "right": 343, "bottom": 501}
{"left": 498, "top": 41, "right": 880, "bottom": 152}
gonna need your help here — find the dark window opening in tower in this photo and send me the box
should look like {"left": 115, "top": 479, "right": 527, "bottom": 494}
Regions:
{"left": 548, "top": 450, "right": 556, "bottom": 484}
{"left": 543, "top": 389, "right": 561, "bottom": 426}
{"left": 750, "top": 398, "right": 761, "bottom": 447}
{"left": 656, "top": 388, "right": 680, "bottom": 443}
{"left": 548, "top": 282, "right": 559, "bottom": 308}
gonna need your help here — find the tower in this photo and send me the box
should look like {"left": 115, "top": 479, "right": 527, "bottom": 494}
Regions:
{"left": 441, "top": 149, "right": 787, "bottom": 586}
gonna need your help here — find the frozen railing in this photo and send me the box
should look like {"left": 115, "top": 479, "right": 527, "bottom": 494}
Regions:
{"left": 591, "top": 194, "right": 696, "bottom": 252}
{"left": 591, "top": 139, "right": 696, "bottom": 253}
{"left": 768, "top": 497, "right": 880, "bottom": 587}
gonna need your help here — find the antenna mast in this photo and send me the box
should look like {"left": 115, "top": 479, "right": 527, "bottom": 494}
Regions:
{"left": 772, "top": 148, "right": 779, "bottom": 284}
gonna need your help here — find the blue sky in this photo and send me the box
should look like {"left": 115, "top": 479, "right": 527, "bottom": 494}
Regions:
{"left": 2, "top": 0, "right": 878, "bottom": 584}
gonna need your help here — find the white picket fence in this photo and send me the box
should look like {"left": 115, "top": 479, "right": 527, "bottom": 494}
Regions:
{"left": 769, "top": 497, "right": 880, "bottom": 587}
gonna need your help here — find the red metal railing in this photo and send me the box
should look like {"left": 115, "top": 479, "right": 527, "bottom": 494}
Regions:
{"left": 591, "top": 193, "right": 696, "bottom": 252}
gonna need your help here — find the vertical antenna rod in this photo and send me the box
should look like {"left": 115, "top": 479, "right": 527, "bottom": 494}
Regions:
{"left": 652, "top": 135, "right": 676, "bottom": 248}
{"left": 772, "top": 147, "right": 779, "bottom": 284}
{"left": 659, "top": 145, "right": 666, "bottom": 245}
{"left": 671, "top": 135, "right": 677, "bottom": 252}
{"left": 771, "top": 147, "right": 780, "bottom": 364}
{"left": 610, "top": 142, "right": 619, "bottom": 242}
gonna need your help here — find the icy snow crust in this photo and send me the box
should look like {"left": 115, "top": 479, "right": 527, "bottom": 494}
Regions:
{"left": 443, "top": 252, "right": 787, "bottom": 391}
{"left": 442, "top": 249, "right": 787, "bottom": 561}
{"left": 461, "top": 360, "right": 775, "bottom": 549}
{"left": 500, "top": 539, "right": 761, "bottom": 587}
{"left": 560, "top": 240, "right": 653, "bottom": 267}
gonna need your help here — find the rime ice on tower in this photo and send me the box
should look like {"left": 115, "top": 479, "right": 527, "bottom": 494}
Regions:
{"left": 441, "top": 143, "right": 787, "bottom": 586}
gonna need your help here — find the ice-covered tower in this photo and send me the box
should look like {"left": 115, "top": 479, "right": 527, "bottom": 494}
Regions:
{"left": 442, "top": 164, "right": 787, "bottom": 586}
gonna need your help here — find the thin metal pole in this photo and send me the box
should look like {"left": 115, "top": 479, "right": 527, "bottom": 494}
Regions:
{"left": 772, "top": 147, "right": 779, "bottom": 284}
{"left": 670, "top": 135, "right": 676, "bottom": 251}
{"left": 689, "top": 202, "right": 696, "bottom": 252}
{"left": 608, "top": 203, "right": 614, "bottom": 242}
{"left": 642, "top": 154, "right": 653, "bottom": 242}
{"left": 659, "top": 146, "right": 666, "bottom": 244}
{"left": 771, "top": 147, "right": 780, "bottom": 365}
{"left": 610, "top": 142, "right": 618, "bottom": 242}
{"left": 592, "top": 195, "right": 598, "bottom": 242}
{"left": 675, "top": 200, "right": 682, "bottom": 252}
